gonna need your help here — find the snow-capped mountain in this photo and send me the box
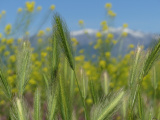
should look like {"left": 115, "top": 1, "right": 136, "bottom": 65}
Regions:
{"left": 70, "top": 28, "right": 156, "bottom": 55}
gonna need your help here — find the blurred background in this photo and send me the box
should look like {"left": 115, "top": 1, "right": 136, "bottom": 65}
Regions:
{"left": 0, "top": 0, "right": 160, "bottom": 119}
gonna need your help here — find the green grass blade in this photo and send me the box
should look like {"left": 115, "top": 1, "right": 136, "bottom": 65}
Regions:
{"left": 97, "top": 91, "right": 124, "bottom": 120}
{"left": 53, "top": 13, "right": 75, "bottom": 70}
{"left": 34, "top": 89, "right": 41, "bottom": 120}
{"left": 17, "top": 40, "right": 32, "bottom": 97}
{"left": 0, "top": 64, "right": 12, "bottom": 100}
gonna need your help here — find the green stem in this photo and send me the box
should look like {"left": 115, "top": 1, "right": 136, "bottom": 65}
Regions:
{"left": 74, "top": 70, "right": 89, "bottom": 120}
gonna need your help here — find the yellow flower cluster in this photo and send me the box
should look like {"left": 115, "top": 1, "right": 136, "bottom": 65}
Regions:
{"left": 75, "top": 55, "right": 85, "bottom": 61}
{"left": 78, "top": 20, "right": 84, "bottom": 25}
{"left": 71, "top": 37, "right": 79, "bottom": 46}
{"left": 96, "top": 32, "right": 102, "bottom": 38}
{"left": 105, "top": 3, "right": 112, "bottom": 9}
{"left": 50, "top": 5, "right": 56, "bottom": 10}
{"left": 4, "top": 24, "right": 12, "bottom": 35}
{"left": 122, "top": 32, "right": 128, "bottom": 37}
{"left": 37, "top": 30, "right": 45, "bottom": 37}
{"left": 37, "top": 6, "right": 42, "bottom": 11}
{"left": 101, "top": 21, "right": 108, "bottom": 31}
{"left": 17, "top": 8, "right": 22, "bottom": 13}
{"left": 107, "top": 33, "right": 114, "bottom": 39}
{"left": 26, "top": 1, "right": 35, "bottom": 12}
{"left": 108, "top": 10, "right": 116, "bottom": 17}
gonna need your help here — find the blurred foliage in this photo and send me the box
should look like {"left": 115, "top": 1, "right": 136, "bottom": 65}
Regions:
{"left": 0, "top": 1, "right": 159, "bottom": 120}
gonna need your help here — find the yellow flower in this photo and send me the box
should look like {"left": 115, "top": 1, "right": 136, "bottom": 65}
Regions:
{"left": 35, "top": 61, "right": 42, "bottom": 67}
{"left": 50, "top": 5, "right": 56, "bottom": 10}
{"left": 79, "top": 49, "right": 84, "bottom": 54}
{"left": 78, "top": 20, "right": 84, "bottom": 25}
{"left": 96, "top": 32, "right": 102, "bottom": 38}
{"left": 108, "top": 10, "right": 116, "bottom": 17}
{"left": 105, "top": 3, "right": 112, "bottom": 9}
{"left": 129, "top": 44, "right": 134, "bottom": 49}
{"left": 71, "top": 37, "right": 79, "bottom": 46}
{"left": 86, "top": 98, "right": 93, "bottom": 105}
{"left": 112, "top": 40, "right": 117, "bottom": 45}
{"left": 9, "top": 55, "right": 16, "bottom": 62}
{"left": 8, "top": 76, "right": 14, "bottom": 84}
{"left": 37, "top": 6, "right": 42, "bottom": 11}
{"left": 41, "top": 52, "right": 47, "bottom": 57}
{"left": 1, "top": 45, "right": 6, "bottom": 51}
{"left": 101, "top": 21, "right": 107, "bottom": 26}
{"left": 1, "top": 38, "right": 6, "bottom": 43}
{"left": 17, "top": 8, "right": 22, "bottom": 13}
{"left": 4, "top": 24, "right": 12, "bottom": 35}
{"left": 107, "top": 33, "right": 114, "bottom": 39}
{"left": 0, "top": 33, "right": 2, "bottom": 38}
{"left": 1, "top": 10, "right": 6, "bottom": 15}
{"left": 0, "top": 14, "right": 2, "bottom": 19}
{"left": 7, "top": 69, "right": 12, "bottom": 74}
{"left": 26, "top": 1, "right": 35, "bottom": 12}
{"left": 102, "top": 25, "right": 108, "bottom": 31}
{"left": 38, "top": 38, "right": 43, "bottom": 43}
{"left": 12, "top": 88, "right": 18, "bottom": 93}
{"left": 105, "top": 39, "right": 110, "bottom": 43}
{"left": 43, "top": 67, "right": 48, "bottom": 72}
{"left": 17, "top": 38, "right": 22, "bottom": 43}
{"left": 99, "top": 60, "right": 106, "bottom": 68}
{"left": 75, "top": 55, "right": 85, "bottom": 61}
{"left": 122, "top": 32, "right": 128, "bottom": 37}
{"left": 29, "top": 79, "right": 36, "bottom": 85}
{"left": 7, "top": 38, "right": 14, "bottom": 45}
{"left": 0, "top": 100, "right": 5, "bottom": 105}
{"left": 123, "top": 23, "right": 128, "bottom": 28}
{"left": 4, "top": 51, "right": 10, "bottom": 56}
{"left": 46, "top": 47, "right": 52, "bottom": 51}
{"left": 25, "top": 31, "right": 29, "bottom": 35}
{"left": 105, "top": 52, "right": 111, "bottom": 58}
{"left": 37, "top": 30, "right": 45, "bottom": 37}
{"left": 46, "top": 27, "right": 51, "bottom": 32}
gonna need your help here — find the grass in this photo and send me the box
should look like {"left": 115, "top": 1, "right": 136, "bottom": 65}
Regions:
{"left": 0, "top": 3, "right": 160, "bottom": 120}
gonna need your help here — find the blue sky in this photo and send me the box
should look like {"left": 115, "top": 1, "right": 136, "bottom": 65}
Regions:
{"left": 0, "top": 0, "right": 160, "bottom": 33}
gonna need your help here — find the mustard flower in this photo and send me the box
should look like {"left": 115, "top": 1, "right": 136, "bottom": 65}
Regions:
{"left": 122, "top": 32, "right": 128, "bottom": 37}
{"left": 50, "top": 5, "right": 55, "bottom": 10}
{"left": 4, "top": 51, "right": 10, "bottom": 56}
{"left": 9, "top": 55, "right": 16, "bottom": 63}
{"left": 105, "top": 3, "right": 112, "bottom": 9}
{"left": 4, "top": 24, "right": 12, "bottom": 35}
{"left": 37, "top": 30, "right": 45, "bottom": 37}
{"left": 1, "top": 10, "right": 6, "bottom": 15}
{"left": 112, "top": 40, "right": 117, "bottom": 45}
{"left": 26, "top": 1, "right": 35, "bottom": 12}
{"left": 25, "top": 31, "right": 29, "bottom": 35}
{"left": 107, "top": 33, "right": 114, "bottom": 39}
{"left": 79, "top": 49, "right": 84, "bottom": 54}
{"left": 129, "top": 44, "right": 134, "bottom": 49}
{"left": 123, "top": 23, "right": 128, "bottom": 28}
{"left": 17, "top": 8, "right": 23, "bottom": 13}
{"left": 46, "top": 27, "right": 51, "bottom": 32}
{"left": 41, "top": 52, "right": 47, "bottom": 57}
{"left": 108, "top": 10, "right": 116, "bottom": 17}
{"left": 6, "top": 38, "right": 14, "bottom": 45}
{"left": 0, "top": 33, "right": 2, "bottom": 38}
{"left": 78, "top": 20, "right": 84, "bottom": 25}
{"left": 105, "top": 52, "right": 111, "bottom": 58}
{"left": 37, "top": 6, "right": 42, "bottom": 11}
{"left": 99, "top": 60, "right": 106, "bottom": 68}
{"left": 96, "top": 32, "right": 102, "bottom": 38}
{"left": 38, "top": 38, "right": 43, "bottom": 43}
